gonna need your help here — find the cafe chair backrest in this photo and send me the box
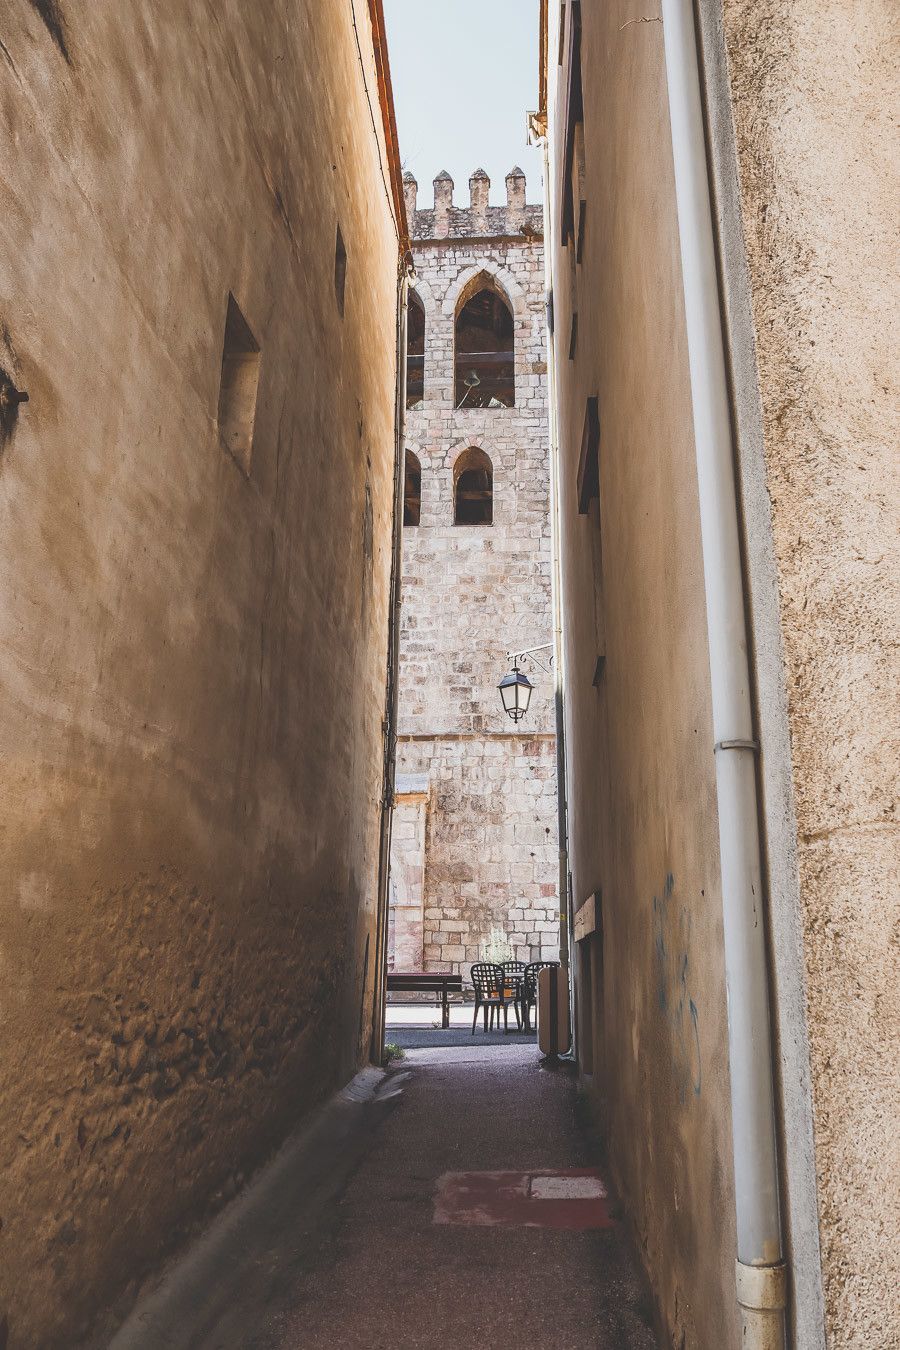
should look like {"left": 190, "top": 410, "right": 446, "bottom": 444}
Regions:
{"left": 501, "top": 960, "right": 526, "bottom": 978}
{"left": 470, "top": 962, "right": 504, "bottom": 997}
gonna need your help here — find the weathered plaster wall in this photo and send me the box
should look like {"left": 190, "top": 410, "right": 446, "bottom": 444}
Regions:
{"left": 721, "top": 3, "right": 900, "bottom": 1343}
{"left": 390, "top": 176, "right": 558, "bottom": 973}
{"left": 549, "top": 3, "right": 738, "bottom": 1345}
{"left": 388, "top": 776, "right": 430, "bottom": 970}
{"left": 0, "top": 4, "right": 399, "bottom": 1345}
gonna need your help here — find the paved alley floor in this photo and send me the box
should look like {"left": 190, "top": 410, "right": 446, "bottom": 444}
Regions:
{"left": 112, "top": 1045, "right": 657, "bottom": 1350}
{"left": 256, "top": 1044, "right": 656, "bottom": 1350}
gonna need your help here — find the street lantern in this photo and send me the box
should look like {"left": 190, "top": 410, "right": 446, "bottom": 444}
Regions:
{"left": 498, "top": 663, "right": 534, "bottom": 722}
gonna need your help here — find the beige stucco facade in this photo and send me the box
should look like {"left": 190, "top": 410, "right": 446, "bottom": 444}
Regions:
{"left": 547, "top": 0, "right": 898, "bottom": 1346}
{"left": 722, "top": 3, "right": 899, "bottom": 1342}
{"left": 0, "top": 3, "right": 403, "bottom": 1344}
{"left": 548, "top": 6, "right": 738, "bottom": 1344}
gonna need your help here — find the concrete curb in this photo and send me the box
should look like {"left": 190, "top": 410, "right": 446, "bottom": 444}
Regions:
{"left": 108, "top": 1066, "right": 404, "bottom": 1349}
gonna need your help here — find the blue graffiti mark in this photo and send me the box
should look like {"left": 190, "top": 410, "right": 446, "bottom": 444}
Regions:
{"left": 689, "top": 998, "right": 702, "bottom": 1097}
{"left": 652, "top": 875, "right": 702, "bottom": 1103}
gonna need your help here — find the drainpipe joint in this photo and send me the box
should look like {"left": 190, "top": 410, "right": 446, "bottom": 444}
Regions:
{"left": 736, "top": 1260, "right": 787, "bottom": 1350}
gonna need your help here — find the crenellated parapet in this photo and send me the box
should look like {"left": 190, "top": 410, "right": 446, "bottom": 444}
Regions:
{"left": 401, "top": 168, "right": 544, "bottom": 242}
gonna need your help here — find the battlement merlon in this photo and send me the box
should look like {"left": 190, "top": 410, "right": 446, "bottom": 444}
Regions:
{"left": 401, "top": 168, "right": 544, "bottom": 243}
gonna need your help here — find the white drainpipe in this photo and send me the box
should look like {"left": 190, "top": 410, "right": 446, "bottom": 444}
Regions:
{"left": 660, "top": 1, "right": 788, "bottom": 1345}
{"left": 537, "top": 132, "right": 572, "bottom": 993}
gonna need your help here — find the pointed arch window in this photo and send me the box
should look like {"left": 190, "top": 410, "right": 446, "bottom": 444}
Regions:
{"left": 407, "top": 291, "right": 425, "bottom": 409}
{"left": 454, "top": 279, "right": 514, "bottom": 408}
{"left": 403, "top": 449, "right": 421, "bottom": 526}
{"left": 454, "top": 447, "right": 493, "bottom": 525}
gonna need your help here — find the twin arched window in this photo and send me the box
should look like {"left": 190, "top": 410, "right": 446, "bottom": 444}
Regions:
{"left": 455, "top": 280, "right": 515, "bottom": 409}
{"left": 402, "top": 446, "right": 493, "bottom": 527}
{"left": 405, "top": 275, "right": 516, "bottom": 411}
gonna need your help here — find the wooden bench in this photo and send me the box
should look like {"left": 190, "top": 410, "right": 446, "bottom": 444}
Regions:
{"left": 386, "top": 970, "right": 464, "bottom": 1029}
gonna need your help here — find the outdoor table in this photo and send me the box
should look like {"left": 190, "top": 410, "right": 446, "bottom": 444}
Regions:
{"left": 386, "top": 970, "right": 463, "bottom": 1029}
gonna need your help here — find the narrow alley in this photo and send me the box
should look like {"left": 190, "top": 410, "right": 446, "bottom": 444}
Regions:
{"left": 0, "top": 0, "right": 896, "bottom": 1347}
{"left": 112, "top": 1047, "right": 655, "bottom": 1350}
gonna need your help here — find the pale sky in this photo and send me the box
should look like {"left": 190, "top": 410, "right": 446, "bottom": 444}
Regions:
{"left": 383, "top": 0, "right": 543, "bottom": 207}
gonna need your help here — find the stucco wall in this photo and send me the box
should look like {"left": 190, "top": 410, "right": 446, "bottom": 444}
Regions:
{"left": 721, "top": 3, "right": 900, "bottom": 1343}
{"left": 549, "top": 5, "right": 738, "bottom": 1346}
{"left": 391, "top": 180, "right": 558, "bottom": 973}
{"left": 0, "top": 3, "right": 399, "bottom": 1344}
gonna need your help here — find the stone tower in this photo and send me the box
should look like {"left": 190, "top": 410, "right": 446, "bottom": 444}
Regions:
{"left": 388, "top": 168, "right": 558, "bottom": 975}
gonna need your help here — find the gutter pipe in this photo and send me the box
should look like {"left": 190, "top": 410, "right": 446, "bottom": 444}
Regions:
{"left": 371, "top": 259, "right": 408, "bottom": 1063}
{"left": 660, "top": 1, "right": 787, "bottom": 1344}
{"left": 532, "top": 108, "right": 573, "bottom": 1044}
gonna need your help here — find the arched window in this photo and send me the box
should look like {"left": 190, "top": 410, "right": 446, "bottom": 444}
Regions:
{"left": 407, "top": 291, "right": 425, "bottom": 409}
{"left": 403, "top": 449, "right": 421, "bottom": 526}
{"left": 454, "top": 447, "right": 493, "bottom": 525}
{"left": 454, "top": 279, "right": 514, "bottom": 408}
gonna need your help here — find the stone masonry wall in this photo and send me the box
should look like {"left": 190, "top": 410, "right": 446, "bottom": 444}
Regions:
{"left": 390, "top": 169, "right": 558, "bottom": 976}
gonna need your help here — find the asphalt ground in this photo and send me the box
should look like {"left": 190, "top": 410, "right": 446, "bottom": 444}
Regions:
{"left": 258, "top": 1046, "right": 657, "bottom": 1350}
{"left": 385, "top": 1000, "right": 537, "bottom": 1048}
{"left": 112, "top": 1048, "right": 657, "bottom": 1350}
{"left": 387, "top": 1025, "right": 538, "bottom": 1049}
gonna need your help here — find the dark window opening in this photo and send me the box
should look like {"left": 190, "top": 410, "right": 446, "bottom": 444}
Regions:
{"left": 454, "top": 447, "right": 493, "bottom": 525}
{"left": 577, "top": 395, "right": 600, "bottom": 514}
{"left": 568, "top": 244, "right": 579, "bottom": 359}
{"left": 455, "top": 284, "right": 514, "bottom": 408}
{"left": 560, "top": 2, "right": 584, "bottom": 249}
{"left": 217, "top": 293, "right": 260, "bottom": 474}
{"left": 407, "top": 291, "right": 425, "bottom": 409}
{"left": 590, "top": 500, "right": 607, "bottom": 686}
{"left": 334, "top": 225, "right": 347, "bottom": 316}
{"left": 404, "top": 449, "right": 421, "bottom": 526}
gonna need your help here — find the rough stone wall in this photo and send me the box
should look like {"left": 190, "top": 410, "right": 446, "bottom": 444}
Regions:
{"left": 391, "top": 171, "right": 558, "bottom": 975}
{"left": 721, "top": 2, "right": 900, "bottom": 1343}
{"left": 0, "top": 4, "right": 399, "bottom": 1346}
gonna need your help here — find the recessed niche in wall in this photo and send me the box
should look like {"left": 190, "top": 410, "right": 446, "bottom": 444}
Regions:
{"left": 404, "top": 449, "right": 422, "bottom": 526}
{"left": 217, "top": 293, "right": 260, "bottom": 474}
{"left": 407, "top": 290, "right": 425, "bottom": 408}
{"left": 334, "top": 225, "right": 347, "bottom": 316}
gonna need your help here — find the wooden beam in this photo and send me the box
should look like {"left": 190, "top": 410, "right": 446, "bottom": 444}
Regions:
{"left": 366, "top": 0, "right": 412, "bottom": 263}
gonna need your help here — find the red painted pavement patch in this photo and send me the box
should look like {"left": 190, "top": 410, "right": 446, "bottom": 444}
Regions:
{"left": 433, "top": 1169, "right": 613, "bottom": 1229}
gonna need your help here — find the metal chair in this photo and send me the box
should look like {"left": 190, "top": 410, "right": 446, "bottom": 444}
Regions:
{"left": 521, "top": 960, "right": 560, "bottom": 1033}
{"left": 470, "top": 963, "right": 516, "bottom": 1034}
